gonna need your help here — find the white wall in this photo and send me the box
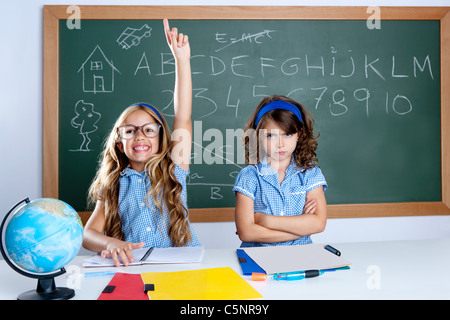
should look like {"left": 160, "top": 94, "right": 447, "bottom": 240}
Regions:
{"left": 1, "top": 0, "right": 449, "bottom": 252}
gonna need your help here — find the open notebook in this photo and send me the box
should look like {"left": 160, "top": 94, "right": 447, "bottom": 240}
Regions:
{"left": 83, "top": 246, "right": 204, "bottom": 267}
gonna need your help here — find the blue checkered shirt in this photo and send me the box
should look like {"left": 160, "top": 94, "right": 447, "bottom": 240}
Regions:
{"left": 233, "top": 157, "right": 327, "bottom": 247}
{"left": 118, "top": 165, "right": 200, "bottom": 248}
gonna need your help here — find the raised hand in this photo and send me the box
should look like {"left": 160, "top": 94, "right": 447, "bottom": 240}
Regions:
{"left": 164, "top": 18, "right": 190, "bottom": 61}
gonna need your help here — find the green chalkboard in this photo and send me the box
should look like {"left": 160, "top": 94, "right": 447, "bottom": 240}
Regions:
{"left": 58, "top": 19, "right": 441, "bottom": 212}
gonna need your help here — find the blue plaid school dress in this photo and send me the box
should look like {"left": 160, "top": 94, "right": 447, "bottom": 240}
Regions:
{"left": 118, "top": 165, "right": 200, "bottom": 247}
{"left": 233, "top": 157, "right": 327, "bottom": 247}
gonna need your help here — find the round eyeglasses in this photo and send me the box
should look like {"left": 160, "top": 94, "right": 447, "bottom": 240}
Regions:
{"left": 117, "top": 123, "right": 162, "bottom": 140}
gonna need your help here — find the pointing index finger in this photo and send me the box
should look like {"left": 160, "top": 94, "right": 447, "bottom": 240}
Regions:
{"left": 163, "top": 19, "right": 171, "bottom": 44}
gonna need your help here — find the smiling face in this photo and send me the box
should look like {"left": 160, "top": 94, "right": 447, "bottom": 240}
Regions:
{"left": 116, "top": 109, "right": 160, "bottom": 172}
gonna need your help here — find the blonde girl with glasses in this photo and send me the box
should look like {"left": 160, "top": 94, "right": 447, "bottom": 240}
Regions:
{"left": 82, "top": 20, "right": 200, "bottom": 267}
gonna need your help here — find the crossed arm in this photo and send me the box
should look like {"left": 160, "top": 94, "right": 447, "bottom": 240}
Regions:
{"left": 235, "top": 186, "right": 327, "bottom": 244}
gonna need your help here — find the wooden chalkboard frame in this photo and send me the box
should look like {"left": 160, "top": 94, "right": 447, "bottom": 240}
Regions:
{"left": 43, "top": 5, "right": 450, "bottom": 223}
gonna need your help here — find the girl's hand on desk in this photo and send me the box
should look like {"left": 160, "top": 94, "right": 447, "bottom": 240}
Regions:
{"left": 101, "top": 240, "right": 145, "bottom": 267}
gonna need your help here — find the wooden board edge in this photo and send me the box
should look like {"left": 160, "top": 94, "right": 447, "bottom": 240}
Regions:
{"left": 78, "top": 202, "right": 450, "bottom": 225}
{"left": 441, "top": 11, "right": 450, "bottom": 208}
{"left": 326, "top": 202, "right": 450, "bottom": 219}
{"left": 42, "top": 6, "right": 59, "bottom": 199}
{"left": 44, "top": 5, "right": 450, "bottom": 20}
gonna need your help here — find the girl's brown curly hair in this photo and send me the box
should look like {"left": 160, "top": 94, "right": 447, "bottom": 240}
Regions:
{"left": 243, "top": 95, "right": 319, "bottom": 169}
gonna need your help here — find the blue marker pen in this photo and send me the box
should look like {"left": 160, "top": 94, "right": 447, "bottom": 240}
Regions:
{"left": 273, "top": 270, "right": 322, "bottom": 281}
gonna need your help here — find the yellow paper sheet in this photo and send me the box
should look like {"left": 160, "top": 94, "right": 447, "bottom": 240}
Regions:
{"left": 141, "top": 267, "right": 262, "bottom": 300}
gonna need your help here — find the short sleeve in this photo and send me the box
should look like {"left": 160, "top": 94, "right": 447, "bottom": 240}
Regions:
{"left": 174, "top": 163, "right": 189, "bottom": 183}
{"left": 304, "top": 166, "right": 327, "bottom": 194}
{"left": 232, "top": 166, "right": 258, "bottom": 200}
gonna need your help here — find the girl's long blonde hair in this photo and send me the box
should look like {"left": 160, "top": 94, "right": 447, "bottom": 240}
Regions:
{"left": 88, "top": 104, "right": 193, "bottom": 247}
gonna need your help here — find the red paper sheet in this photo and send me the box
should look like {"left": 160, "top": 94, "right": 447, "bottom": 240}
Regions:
{"left": 97, "top": 273, "right": 149, "bottom": 300}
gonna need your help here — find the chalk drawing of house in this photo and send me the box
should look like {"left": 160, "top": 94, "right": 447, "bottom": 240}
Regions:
{"left": 77, "top": 45, "right": 121, "bottom": 93}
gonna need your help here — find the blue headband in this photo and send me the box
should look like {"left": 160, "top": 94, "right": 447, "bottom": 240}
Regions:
{"left": 129, "top": 103, "right": 163, "bottom": 122}
{"left": 254, "top": 100, "right": 303, "bottom": 127}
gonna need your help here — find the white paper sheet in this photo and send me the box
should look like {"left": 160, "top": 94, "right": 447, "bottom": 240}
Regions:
{"left": 243, "top": 243, "right": 351, "bottom": 274}
{"left": 83, "top": 246, "right": 204, "bottom": 267}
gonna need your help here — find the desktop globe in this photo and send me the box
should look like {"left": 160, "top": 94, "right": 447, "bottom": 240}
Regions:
{"left": 4, "top": 198, "right": 83, "bottom": 273}
{"left": 0, "top": 198, "right": 83, "bottom": 300}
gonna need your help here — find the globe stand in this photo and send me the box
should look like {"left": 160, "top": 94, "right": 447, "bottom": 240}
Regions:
{"left": 18, "top": 275, "right": 75, "bottom": 300}
{"left": 0, "top": 198, "right": 76, "bottom": 300}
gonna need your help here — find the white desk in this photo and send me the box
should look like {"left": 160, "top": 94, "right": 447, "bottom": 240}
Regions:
{"left": 1, "top": 239, "right": 450, "bottom": 300}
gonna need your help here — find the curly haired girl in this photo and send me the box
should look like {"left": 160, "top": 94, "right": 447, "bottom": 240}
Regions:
{"left": 233, "top": 95, "right": 328, "bottom": 247}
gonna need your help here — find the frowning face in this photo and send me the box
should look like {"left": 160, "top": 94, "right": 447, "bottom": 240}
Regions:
{"left": 260, "top": 118, "right": 299, "bottom": 167}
